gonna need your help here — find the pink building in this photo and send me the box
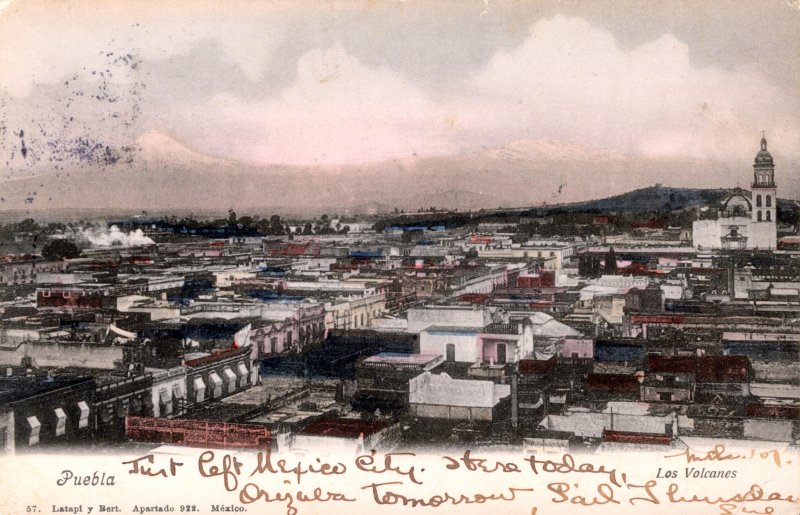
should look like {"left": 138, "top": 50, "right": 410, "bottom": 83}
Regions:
{"left": 560, "top": 338, "right": 594, "bottom": 360}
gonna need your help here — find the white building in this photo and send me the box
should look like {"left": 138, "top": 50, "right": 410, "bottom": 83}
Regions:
{"left": 479, "top": 240, "right": 581, "bottom": 270}
{"left": 409, "top": 372, "right": 510, "bottom": 421}
{"left": 693, "top": 136, "right": 778, "bottom": 250}
{"left": 407, "top": 305, "right": 494, "bottom": 334}
{"left": 419, "top": 313, "right": 578, "bottom": 364}
{"left": 420, "top": 326, "right": 481, "bottom": 362}
{"left": 540, "top": 403, "right": 678, "bottom": 438}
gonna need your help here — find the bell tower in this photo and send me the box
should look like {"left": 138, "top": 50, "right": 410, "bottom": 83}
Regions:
{"left": 750, "top": 132, "right": 777, "bottom": 248}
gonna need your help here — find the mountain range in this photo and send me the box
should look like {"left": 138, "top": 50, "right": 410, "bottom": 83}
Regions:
{"left": 0, "top": 130, "right": 796, "bottom": 217}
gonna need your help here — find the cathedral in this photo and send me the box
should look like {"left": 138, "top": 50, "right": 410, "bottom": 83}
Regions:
{"left": 692, "top": 135, "right": 778, "bottom": 250}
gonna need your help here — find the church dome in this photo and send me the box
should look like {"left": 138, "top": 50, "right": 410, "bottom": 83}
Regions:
{"left": 754, "top": 136, "right": 773, "bottom": 167}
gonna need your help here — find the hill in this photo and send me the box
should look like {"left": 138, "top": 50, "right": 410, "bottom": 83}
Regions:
{"left": 377, "top": 186, "right": 799, "bottom": 230}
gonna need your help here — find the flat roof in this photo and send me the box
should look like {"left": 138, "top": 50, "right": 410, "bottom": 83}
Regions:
{"left": 0, "top": 374, "right": 95, "bottom": 403}
{"left": 363, "top": 352, "right": 442, "bottom": 366}
{"left": 424, "top": 325, "right": 481, "bottom": 334}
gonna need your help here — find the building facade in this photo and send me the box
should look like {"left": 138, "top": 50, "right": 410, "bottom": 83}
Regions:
{"left": 693, "top": 136, "right": 778, "bottom": 250}
{"left": 185, "top": 348, "right": 252, "bottom": 407}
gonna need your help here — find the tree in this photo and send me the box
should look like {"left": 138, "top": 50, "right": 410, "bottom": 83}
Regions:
{"left": 41, "top": 239, "right": 81, "bottom": 260}
{"left": 269, "top": 215, "right": 283, "bottom": 235}
{"left": 579, "top": 253, "right": 603, "bottom": 278}
{"left": 316, "top": 214, "right": 332, "bottom": 234}
{"left": 604, "top": 246, "right": 618, "bottom": 274}
{"left": 16, "top": 218, "right": 38, "bottom": 233}
{"left": 227, "top": 209, "right": 237, "bottom": 226}
{"left": 591, "top": 255, "right": 602, "bottom": 277}
{"left": 255, "top": 217, "right": 271, "bottom": 234}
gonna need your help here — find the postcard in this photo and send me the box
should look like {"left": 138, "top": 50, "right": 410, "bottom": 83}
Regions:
{"left": 0, "top": 1, "right": 799, "bottom": 514}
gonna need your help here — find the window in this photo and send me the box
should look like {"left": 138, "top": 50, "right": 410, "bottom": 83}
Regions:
{"left": 159, "top": 389, "right": 173, "bottom": 417}
{"left": 54, "top": 408, "right": 67, "bottom": 436}
{"left": 193, "top": 377, "right": 206, "bottom": 403}
{"left": 270, "top": 337, "right": 277, "bottom": 354}
{"left": 446, "top": 344, "right": 455, "bottom": 362}
{"left": 496, "top": 344, "right": 507, "bottom": 364}
{"left": 77, "top": 401, "right": 90, "bottom": 429}
{"left": 223, "top": 367, "right": 238, "bottom": 394}
{"left": 758, "top": 211, "right": 762, "bottom": 221}
{"left": 119, "top": 399, "right": 130, "bottom": 418}
{"left": 237, "top": 363, "right": 250, "bottom": 388}
{"left": 142, "top": 394, "right": 153, "bottom": 416}
{"left": 172, "top": 383, "right": 184, "bottom": 400}
{"left": 172, "top": 384, "right": 184, "bottom": 416}
{"left": 659, "top": 392, "right": 672, "bottom": 402}
{"left": 766, "top": 211, "right": 771, "bottom": 221}
{"left": 756, "top": 195, "right": 762, "bottom": 207}
{"left": 766, "top": 195, "right": 772, "bottom": 207}
{"left": 208, "top": 372, "right": 223, "bottom": 398}
{"left": 27, "top": 416, "right": 41, "bottom": 446}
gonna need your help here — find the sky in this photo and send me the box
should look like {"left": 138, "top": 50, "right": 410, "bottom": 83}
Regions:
{"left": 0, "top": 0, "right": 799, "bottom": 209}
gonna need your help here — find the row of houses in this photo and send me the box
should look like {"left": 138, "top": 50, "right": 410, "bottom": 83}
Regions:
{"left": 0, "top": 347, "right": 253, "bottom": 453}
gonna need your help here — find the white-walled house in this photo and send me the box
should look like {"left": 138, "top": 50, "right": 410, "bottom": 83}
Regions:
{"left": 409, "top": 372, "right": 510, "bottom": 421}
{"left": 407, "top": 305, "right": 494, "bottom": 334}
{"left": 420, "top": 326, "right": 481, "bottom": 363}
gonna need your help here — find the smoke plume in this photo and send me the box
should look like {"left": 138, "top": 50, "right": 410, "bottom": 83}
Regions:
{"left": 71, "top": 225, "right": 155, "bottom": 248}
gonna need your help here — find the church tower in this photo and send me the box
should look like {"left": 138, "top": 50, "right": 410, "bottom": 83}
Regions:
{"left": 750, "top": 133, "right": 777, "bottom": 248}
